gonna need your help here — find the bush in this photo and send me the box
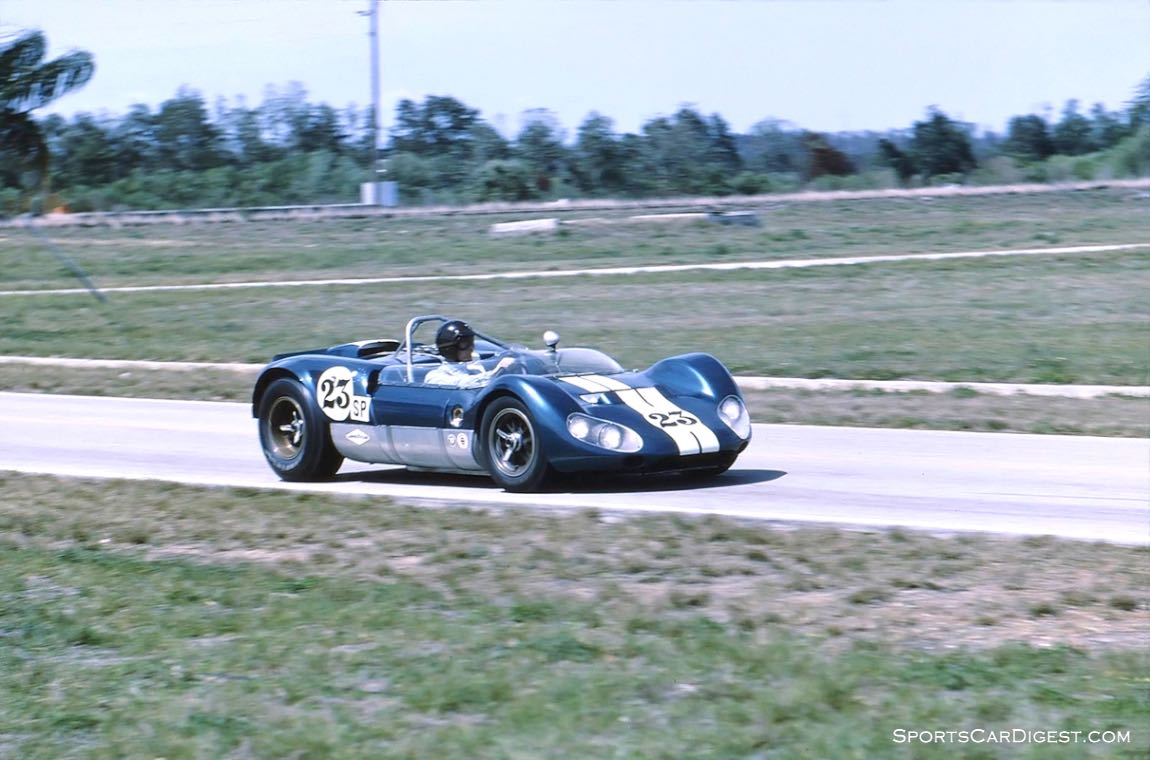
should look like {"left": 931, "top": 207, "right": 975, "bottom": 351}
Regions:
{"left": 1021, "top": 163, "right": 1048, "bottom": 183}
{"left": 1105, "top": 124, "right": 1150, "bottom": 177}
{"left": 927, "top": 172, "right": 968, "bottom": 186}
{"left": 806, "top": 173, "right": 881, "bottom": 192}
{"left": 1042, "top": 154, "right": 1101, "bottom": 182}
{"left": 0, "top": 187, "right": 24, "bottom": 216}
{"left": 44, "top": 151, "right": 368, "bottom": 211}
{"left": 729, "top": 172, "right": 771, "bottom": 195}
{"left": 860, "top": 168, "right": 902, "bottom": 189}
{"left": 64, "top": 186, "right": 115, "bottom": 212}
{"left": 970, "top": 155, "right": 1026, "bottom": 186}
{"left": 385, "top": 151, "right": 437, "bottom": 190}
{"left": 764, "top": 172, "right": 803, "bottom": 193}
{"left": 469, "top": 159, "right": 539, "bottom": 202}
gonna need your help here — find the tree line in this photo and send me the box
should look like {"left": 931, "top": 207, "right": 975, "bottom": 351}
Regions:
{"left": 2, "top": 30, "right": 1148, "bottom": 213}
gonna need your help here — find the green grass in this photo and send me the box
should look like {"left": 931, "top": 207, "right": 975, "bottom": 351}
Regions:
{"left": 1, "top": 473, "right": 1147, "bottom": 758}
{"left": 738, "top": 387, "right": 1150, "bottom": 438}
{"left": 0, "top": 364, "right": 258, "bottom": 403}
{"left": 3, "top": 253, "right": 1147, "bottom": 385}
{"left": 2, "top": 187, "right": 1147, "bottom": 438}
{"left": 2, "top": 188, "right": 1147, "bottom": 290}
{"left": 2, "top": 189, "right": 1146, "bottom": 756}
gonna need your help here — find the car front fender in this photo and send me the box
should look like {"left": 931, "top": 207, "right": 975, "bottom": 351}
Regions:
{"left": 644, "top": 352, "right": 741, "bottom": 400}
{"left": 473, "top": 375, "right": 582, "bottom": 436}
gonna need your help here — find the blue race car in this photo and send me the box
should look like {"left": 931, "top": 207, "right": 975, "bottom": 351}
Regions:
{"left": 253, "top": 315, "right": 751, "bottom": 492}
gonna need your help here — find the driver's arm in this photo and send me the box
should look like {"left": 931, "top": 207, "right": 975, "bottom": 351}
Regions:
{"left": 454, "top": 355, "right": 516, "bottom": 389}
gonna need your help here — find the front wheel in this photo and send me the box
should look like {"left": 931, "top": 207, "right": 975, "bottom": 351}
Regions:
{"left": 258, "top": 377, "right": 344, "bottom": 481}
{"left": 479, "top": 398, "right": 551, "bottom": 492}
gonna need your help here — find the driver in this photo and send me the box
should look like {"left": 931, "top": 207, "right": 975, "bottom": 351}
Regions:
{"left": 423, "top": 320, "right": 515, "bottom": 388}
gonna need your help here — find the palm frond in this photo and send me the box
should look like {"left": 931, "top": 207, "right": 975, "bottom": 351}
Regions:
{"left": 0, "top": 29, "right": 47, "bottom": 74}
{"left": 0, "top": 30, "right": 94, "bottom": 112}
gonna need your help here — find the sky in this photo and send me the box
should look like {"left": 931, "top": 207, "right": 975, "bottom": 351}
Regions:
{"left": 2, "top": 0, "right": 1148, "bottom": 138}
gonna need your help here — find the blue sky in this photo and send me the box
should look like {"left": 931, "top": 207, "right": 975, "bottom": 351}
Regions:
{"left": 2, "top": 0, "right": 1148, "bottom": 137}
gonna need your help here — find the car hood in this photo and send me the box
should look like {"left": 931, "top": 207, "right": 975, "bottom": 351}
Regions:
{"left": 550, "top": 372, "right": 724, "bottom": 456}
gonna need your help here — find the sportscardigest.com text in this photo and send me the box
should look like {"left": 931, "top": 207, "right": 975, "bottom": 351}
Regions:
{"left": 893, "top": 728, "right": 1131, "bottom": 746}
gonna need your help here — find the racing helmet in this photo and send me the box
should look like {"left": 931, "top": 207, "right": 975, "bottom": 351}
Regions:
{"left": 435, "top": 320, "right": 476, "bottom": 362}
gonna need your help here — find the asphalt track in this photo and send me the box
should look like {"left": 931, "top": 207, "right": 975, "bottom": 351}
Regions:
{"left": 2, "top": 392, "right": 1145, "bottom": 544}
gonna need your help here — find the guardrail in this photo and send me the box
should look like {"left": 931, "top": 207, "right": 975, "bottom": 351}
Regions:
{"left": 3, "top": 178, "right": 1149, "bottom": 228}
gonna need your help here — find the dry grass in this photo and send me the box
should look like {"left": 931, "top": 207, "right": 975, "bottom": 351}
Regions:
{"left": 739, "top": 387, "right": 1150, "bottom": 438}
{"left": 4, "top": 187, "right": 1149, "bottom": 291}
{"left": 3, "top": 474, "right": 1146, "bottom": 757}
{"left": 2, "top": 473, "right": 1145, "bottom": 654}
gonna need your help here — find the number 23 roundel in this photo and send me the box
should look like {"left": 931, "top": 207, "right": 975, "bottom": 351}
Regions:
{"left": 316, "top": 367, "right": 370, "bottom": 423}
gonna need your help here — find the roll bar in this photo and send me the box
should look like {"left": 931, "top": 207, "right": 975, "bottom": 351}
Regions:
{"left": 400, "top": 315, "right": 506, "bottom": 383}
{"left": 402, "top": 315, "right": 447, "bottom": 383}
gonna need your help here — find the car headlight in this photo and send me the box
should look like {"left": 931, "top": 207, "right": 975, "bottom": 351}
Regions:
{"left": 718, "top": 395, "right": 751, "bottom": 439}
{"left": 568, "top": 415, "right": 590, "bottom": 440}
{"left": 597, "top": 424, "right": 623, "bottom": 449}
{"left": 567, "top": 413, "right": 642, "bottom": 452}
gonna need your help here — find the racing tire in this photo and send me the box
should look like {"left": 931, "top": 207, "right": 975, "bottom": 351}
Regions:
{"left": 258, "top": 377, "right": 344, "bottom": 482}
{"left": 479, "top": 397, "right": 551, "bottom": 492}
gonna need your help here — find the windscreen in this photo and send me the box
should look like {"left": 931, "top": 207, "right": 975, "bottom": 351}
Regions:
{"left": 511, "top": 348, "right": 624, "bottom": 376}
{"left": 554, "top": 348, "right": 624, "bottom": 374}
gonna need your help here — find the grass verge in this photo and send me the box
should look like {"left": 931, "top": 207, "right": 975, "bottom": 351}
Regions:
{"left": 2, "top": 187, "right": 1146, "bottom": 438}
{"left": 3, "top": 188, "right": 1148, "bottom": 290}
{"left": 3, "top": 253, "right": 1148, "bottom": 385}
{"left": 1, "top": 364, "right": 1147, "bottom": 438}
{"left": 1, "top": 473, "right": 1146, "bottom": 758}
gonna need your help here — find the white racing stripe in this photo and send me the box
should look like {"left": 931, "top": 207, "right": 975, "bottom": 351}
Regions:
{"left": 619, "top": 386, "right": 721, "bottom": 455}
{"left": 563, "top": 375, "right": 721, "bottom": 455}
{"left": 560, "top": 375, "right": 622, "bottom": 394}
{"left": 579, "top": 375, "right": 630, "bottom": 392}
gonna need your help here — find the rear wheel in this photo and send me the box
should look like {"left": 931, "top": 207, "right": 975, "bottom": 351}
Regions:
{"left": 480, "top": 398, "right": 550, "bottom": 492}
{"left": 258, "top": 377, "right": 343, "bottom": 481}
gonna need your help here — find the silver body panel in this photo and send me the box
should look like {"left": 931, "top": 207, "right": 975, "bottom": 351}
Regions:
{"left": 331, "top": 423, "right": 483, "bottom": 471}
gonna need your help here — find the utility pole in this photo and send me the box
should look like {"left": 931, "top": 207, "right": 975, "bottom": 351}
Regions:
{"left": 369, "top": 0, "right": 381, "bottom": 183}
{"left": 359, "top": 0, "right": 383, "bottom": 204}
